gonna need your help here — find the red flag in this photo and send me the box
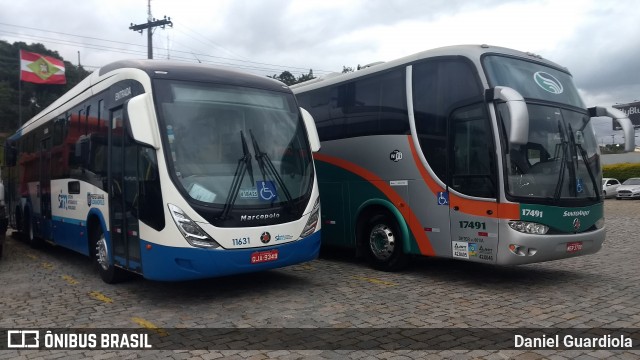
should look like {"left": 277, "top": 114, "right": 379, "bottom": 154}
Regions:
{"left": 19, "top": 50, "right": 66, "bottom": 84}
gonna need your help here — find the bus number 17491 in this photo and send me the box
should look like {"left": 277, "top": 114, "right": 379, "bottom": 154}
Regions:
{"left": 458, "top": 221, "right": 487, "bottom": 230}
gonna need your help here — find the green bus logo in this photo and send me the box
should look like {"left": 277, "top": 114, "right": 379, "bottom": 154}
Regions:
{"left": 534, "top": 71, "right": 563, "bottom": 94}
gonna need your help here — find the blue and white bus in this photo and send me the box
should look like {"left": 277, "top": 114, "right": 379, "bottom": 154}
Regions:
{"left": 4, "top": 60, "right": 321, "bottom": 282}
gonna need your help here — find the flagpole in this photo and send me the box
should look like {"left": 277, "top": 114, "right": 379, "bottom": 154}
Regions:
{"left": 18, "top": 50, "right": 22, "bottom": 127}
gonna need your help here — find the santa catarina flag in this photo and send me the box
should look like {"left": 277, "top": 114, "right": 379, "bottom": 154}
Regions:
{"left": 19, "top": 50, "right": 66, "bottom": 84}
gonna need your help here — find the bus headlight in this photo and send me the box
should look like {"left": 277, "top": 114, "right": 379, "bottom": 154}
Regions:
{"left": 168, "top": 204, "right": 220, "bottom": 248}
{"left": 299, "top": 197, "right": 320, "bottom": 239}
{"left": 508, "top": 221, "right": 549, "bottom": 235}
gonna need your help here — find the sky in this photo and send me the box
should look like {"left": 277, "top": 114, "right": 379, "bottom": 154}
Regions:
{"left": 1, "top": 0, "right": 639, "bottom": 144}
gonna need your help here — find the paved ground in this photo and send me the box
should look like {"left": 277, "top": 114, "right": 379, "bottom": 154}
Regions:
{"left": 0, "top": 199, "right": 639, "bottom": 359}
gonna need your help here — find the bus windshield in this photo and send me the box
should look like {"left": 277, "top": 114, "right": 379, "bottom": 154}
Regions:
{"left": 483, "top": 55, "right": 584, "bottom": 108}
{"left": 155, "top": 80, "right": 314, "bottom": 207}
{"left": 483, "top": 56, "right": 601, "bottom": 202}
{"left": 501, "top": 105, "right": 601, "bottom": 201}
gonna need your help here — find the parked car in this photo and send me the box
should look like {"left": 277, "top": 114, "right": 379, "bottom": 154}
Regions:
{"left": 602, "top": 178, "right": 621, "bottom": 198}
{"left": 616, "top": 177, "right": 640, "bottom": 200}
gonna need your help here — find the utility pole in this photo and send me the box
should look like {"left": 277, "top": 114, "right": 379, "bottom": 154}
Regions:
{"left": 129, "top": 1, "right": 172, "bottom": 59}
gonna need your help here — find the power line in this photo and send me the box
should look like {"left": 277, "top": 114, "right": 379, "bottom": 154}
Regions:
{"left": 5, "top": 30, "right": 327, "bottom": 76}
{"left": 166, "top": 35, "right": 329, "bottom": 74}
{"left": 171, "top": 20, "right": 250, "bottom": 62}
{"left": 0, "top": 30, "right": 148, "bottom": 57}
{"left": 2, "top": 34, "right": 323, "bottom": 76}
{"left": 1, "top": 31, "right": 319, "bottom": 76}
{"left": 0, "top": 21, "right": 146, "bottom": 49}
{"left": 0, "top": 21, "right": 332, "bottom": 75}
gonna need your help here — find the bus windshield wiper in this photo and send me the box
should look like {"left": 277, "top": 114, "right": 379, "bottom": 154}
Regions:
{"left": 553, "top": 120, "right": 568, "bottom": 202}
{"left": 220, "top": 131, "right": 252, "bottom": 219}
{"left": 568, "top": 123, "right": 600, "bottom": 201}
{"left": 565, "top": 122, "right": 579, "bottom": 198}
{"left": 249, "top": 129, "right": 294, "bottom": 209}
{"left": 243, "top": 130, "right": 255, "bottom": 185}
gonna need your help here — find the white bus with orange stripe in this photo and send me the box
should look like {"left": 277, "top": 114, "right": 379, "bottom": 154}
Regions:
{"left": 292, "top": 44, "right": 635, "bottom": 270}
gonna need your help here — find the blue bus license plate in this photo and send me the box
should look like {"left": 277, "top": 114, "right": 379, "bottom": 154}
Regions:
{"left": 251, "top": 249, "right": 279, "bottom": 264}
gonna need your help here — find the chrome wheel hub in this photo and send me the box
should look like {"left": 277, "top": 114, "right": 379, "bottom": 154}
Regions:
{"left": 96, "top": 236, "right": 109, "bottom": 271}
{"left": 369, "top": 224, "right": 395, "bottom": 261}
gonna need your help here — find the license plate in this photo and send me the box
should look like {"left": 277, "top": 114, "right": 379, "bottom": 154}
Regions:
{"left": 251, "top": 249, "right": 279, "bottom": 264}
{"left": 566, "top": 242, "right": 583, "bottom": 253}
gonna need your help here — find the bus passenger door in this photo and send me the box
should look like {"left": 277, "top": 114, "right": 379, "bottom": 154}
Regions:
{"left": 109, "top": 108, "right": 141, "bottom": 272}
{"left": 448, "top": 103, "right": 499, "bottom": 263}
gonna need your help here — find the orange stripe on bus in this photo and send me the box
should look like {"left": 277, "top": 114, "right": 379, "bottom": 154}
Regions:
{"left": 313, "top": 153, "right": 435, "bottom": 256}
{"left": 406, "top": 135, "right": 520, "bottom": 220}
{"left": 407, "top": 135, "right": 444, "bottom": 195}
{"left": 497, "top": 202, "right": 520, "bottom": 219}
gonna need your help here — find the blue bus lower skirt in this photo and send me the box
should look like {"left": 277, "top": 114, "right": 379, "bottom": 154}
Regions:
{"left": 138, "top": 231, "right": 321, "bottom": 281}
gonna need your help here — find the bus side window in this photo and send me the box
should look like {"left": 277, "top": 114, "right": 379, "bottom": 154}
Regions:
{"left": 305, "top": 87, "right": 340, "bottom": 141}
{"left": 4, "top": 141, "right": 16, "bottom": 167}
{"left": 379, "top": 68, "right": 409, "bottom": 134}
{"left": 138, "top": 146, "right": 164, "bottom": 231}
{"left": 450, "top": 103, "right": 496, "bottom": 198}
{"left": 347, "top": 77, "right": 380, "bottom": 138}
{"left": 79, "top": 108, "right": 85, "bottom": 135}
{"left": 53, "top": 118, "right": 65, "bottom": 146}
{"left": 413, "top": 59, "right": 483, "bottom": 184}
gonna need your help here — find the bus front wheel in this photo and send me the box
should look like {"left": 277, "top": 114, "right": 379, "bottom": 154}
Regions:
{"left": 92, "top": 227, "right": 127, "bottom": 284}
{"left": 361, "top": 212, "right": 409, "bottom": 272}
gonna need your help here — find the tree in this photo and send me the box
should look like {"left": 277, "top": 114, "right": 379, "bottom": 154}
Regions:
{"left": 342, "top": 65, "right": 363, "bottom": 73}
{"left": 268, "top": 70, "right": 297, "bottom": 86}
{"left": 297, "top": 69, "right": 314, "bottom": 83}
{"left": 268, "top": 64, "right": 365, "bottom": 86}
{"left": 268, "top": 69, "right": 316, "bottom": 86}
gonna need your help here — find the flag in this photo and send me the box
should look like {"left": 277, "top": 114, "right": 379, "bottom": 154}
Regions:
{"left": 19, "top": 50, "right": 66, "bottom": 84}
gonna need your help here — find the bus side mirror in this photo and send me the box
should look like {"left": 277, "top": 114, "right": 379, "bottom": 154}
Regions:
{"left": 300, "top": 107, "right": 321, "bottom": 152}
{"left": 489, "top": 86, "right": 529, "bottom": 145}
{"left": 125, "top": 94, "right": 160, "bottom": 149}
{"left": 589, "top": 106, "right": 636, "bottom": 152}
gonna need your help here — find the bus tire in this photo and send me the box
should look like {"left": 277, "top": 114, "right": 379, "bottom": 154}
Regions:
{"left": 22, "top": 212, "right": 42, "bottom": 248}
{"left": 14, "top": 206, "right": 22, "bottom": 233}
{"left": 361, "top": 212, "right": 409, "bottom": 272}
{"left": 92, "top": 226, "right": 127, "bottom": 284}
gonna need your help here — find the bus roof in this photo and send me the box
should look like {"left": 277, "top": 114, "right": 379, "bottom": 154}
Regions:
{"left": 98, "top": 59, "right": 290, "bottom": 92}
{"left": 18, "top": 60, "right": 290, "bottom": 135}
{"left": 291, "top": 44, "right": 569, "bottom": 92}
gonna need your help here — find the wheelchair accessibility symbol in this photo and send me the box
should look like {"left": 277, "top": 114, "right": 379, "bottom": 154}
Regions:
{"left": 258, "top": 181, "right": 278, "bottom": 201}
{"left": 437, "top": 191, "right": 449, "bottom": 206}
{"left": 576, "top": 178, "right": 584, "bottom": 194}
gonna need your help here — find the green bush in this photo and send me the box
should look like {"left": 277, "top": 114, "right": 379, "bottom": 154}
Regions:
{"left": 603, "top": 162, "right": 640, "bottom": 182}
